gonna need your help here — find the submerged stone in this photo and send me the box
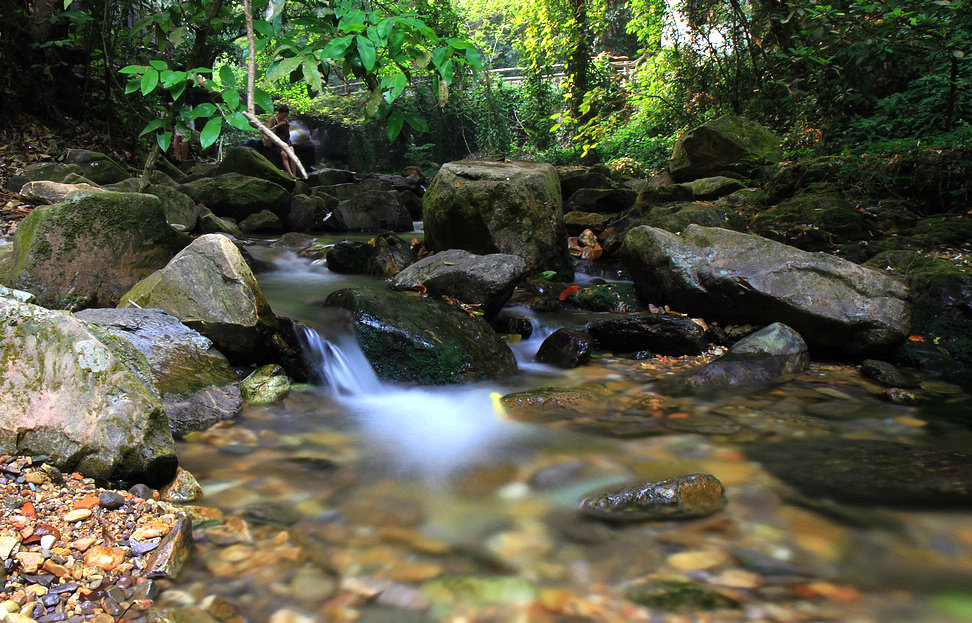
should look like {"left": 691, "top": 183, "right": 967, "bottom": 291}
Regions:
{"left": 626, "top": 579, "right": 738, "bottom": 611}
{"left": 579, "top": 473, "right": 726, "bottom": 521}
{"left": 745, "top": 439, "right": 972, "bottom": 507}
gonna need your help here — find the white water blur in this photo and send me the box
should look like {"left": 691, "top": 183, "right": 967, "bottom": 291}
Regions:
{"left": 297, "top": 324, "right": 532, "bottom": 480}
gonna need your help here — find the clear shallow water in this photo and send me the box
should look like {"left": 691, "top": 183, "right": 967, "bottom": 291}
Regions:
{"left": 159, "top": 246, "right": 972, "bottom": 623}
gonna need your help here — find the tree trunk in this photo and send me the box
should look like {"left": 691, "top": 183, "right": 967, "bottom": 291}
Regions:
{"left": 566, "top": 0, "right": 590, "bottom": 121}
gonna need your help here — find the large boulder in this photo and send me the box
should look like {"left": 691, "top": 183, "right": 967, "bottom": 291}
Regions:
{"left": 668, "top": 116, "right": 783, "bottom": 182}
{"left": 0, "top": 298, "right": 177, "bottom": 484}
{"left": 180, "top": 173, "right": 290, "bottom": 221}
{"left": 0, "top": 190, "right": 191, "bottom": 310}
{"left": 621, "top": 225, "right": 911, "bottom": 356}
{"left": 423, "top": 160, "right": 573, "bottom": 280}
{"left": 74, "top": 308, "right": 241, "bottom": 437}
{"left": 323, "top": 190, "right": 412, "bottom": 232}
{"left": 587, "top": 313, "right": 708, "bottom": 355}
{"left": 389, "top": 249, "right": 527, "bottom": 319}
{"left": 214, "top": 146, "right": 297, "bottom": 191}
{"left": 322, "top": 287, "right": 517, "bottom": 384}
{"left": 62, "top": 149, "right": 131, "bottom": 185}
{"left": 21, "top": 162, "right": 85, "bottom": 184}
{"left": 118, "top": 234, "right": 279, "bottom": 362}
{"left": 674, "top": 323, "right": 809, "bottom": 393}
{"left": 325, "top": 233, "right": 413, "bottom": 277}
{"left": 18, "top": 180, "right": 100, "bottom": 204}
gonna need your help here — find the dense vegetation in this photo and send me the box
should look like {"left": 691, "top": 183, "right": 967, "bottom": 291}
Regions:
{"left": 1, "top": 0, "right": 970, "bottom": 173}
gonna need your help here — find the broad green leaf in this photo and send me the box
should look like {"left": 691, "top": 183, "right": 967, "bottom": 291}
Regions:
{"left": 221, "top": 89, "right": 240, "bottom": 109}
{"left": 254, "top": 87, "right": 274, "bottom": 114}
{"left": 124, "top": 76, "right": 141, "bottom": 94}
{"left": 200, "top": 117, "right": 222, "bottom": 150}
{"left": 119, "top": 65, "right": 144, "bottom": 75}
{"left": 254, "top": 19, "right": 274, "bottom": 37}
{"left": 168, "top": 81, "right": 186, "bottom": 101}
{"left": 377, "top": 17, "right": 394, "bottom": 39}
{"left": 535, "top": 270, "right": 556, "bottom": 280}
{"left": 303, "top": 60, "right": 323, "bottom": 94}
{"left": 157, "top": 130, "right": 172, "bottom": 153}
{"left": 218, "top": 65, "right": 236, "bottom": 88}
{"left": 138, "top": 118, "right": 164, "bottom": 137}
{"left": 431, "top": 46, "right": 451, "bottom": 68}
{"left": 357, "top": 35, "right": 376, "bottom": 72}
{"left": 266, "top": 56, "right": 302, "bottom": 82}
{"left": 161, "top": 70, "right": 187, "bottom": 88}
{"left": 148, "top": 59, "right": 167, "bottom": 71}
{"left": 464, "top": 48, "right": 483, "bottom": 72}
{"left": 446, "top": 38, "right": 474, "bottom": 50}
{"left": 386, "top": 110, "right": 404, "bottom": 141}
{"left": 382, "top": 72, "right": 407, "bottom": 101}
{"left": 321, "top": 35, "right": 354, "bottom": 58}
{"left": 140, "top": 70, "right": 159, "bottom": 96}
{"left": 191, "top": 103, "right": 217, "bottom": 119}
{"left": 403, "top": 112, "right": 428, "bottom": 133}
{"left": 440, "top": 59, "right": 454, "bottom": 85}
{"left": 339, "top": 8, "right": 366, "bottom": 30}
{"left": 227, "top": 111, "right": 252, "bottom": 131}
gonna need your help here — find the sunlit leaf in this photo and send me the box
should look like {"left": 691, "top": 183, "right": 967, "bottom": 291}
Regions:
{"left": 266, "top": 56, "right": 302, "bottom": 82}
{"left": 119, "top": 65, "right": 144, "bottom": 75}
{"left": 254, "top": 87, "right": 274, "bottom": 114}
{"left": 221, "top": 89, "right": 240, "bottom": 109}
{"left": 191, "top": 103, "right": 217, "bottom": 119}
{"left": 464, "top": 48, "right": 483, "bottom": 72}
{"left": 200, "top": 117, "right": 222, "bottom": 150}
{"left": 218, "top": 65, "right": 236, "bottom": 88}
{"left": 169, "top": 81, "right": 186, "bottom": 101}
{"left": 431, "top": 46, "right": 451, "bottom": 68}
{"left": 321, "top": 35, "right": 354, "bottom": 58}
{"left": 124, "top": 77, "right": 141, "bottom": 94}
{"left": 140, "top": 70, "right": 159, "bottom": 96}
{"left": 157, "top": 130, "right": 172, "bottom": 153}
{"left": 148, "top": 59, "right": 167, "bottom": 71}
{"left": 440, "top": 59, "right": 454, "bottom": 85}
{"left": 227, "top": 111, "right": 252, "bottom": 131}
{"left": 357, "top": 35, "right": 376, "bottom": 72}
{"left": 138, "top": 118, "right": 164, "bottom": 137}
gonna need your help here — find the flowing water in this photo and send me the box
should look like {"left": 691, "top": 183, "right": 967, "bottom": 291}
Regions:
{"left": 156, "top": 238, "right": 972, "bottom": 622}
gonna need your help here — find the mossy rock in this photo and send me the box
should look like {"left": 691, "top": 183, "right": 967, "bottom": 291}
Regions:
{"left": 180, "top": 173, "right": 290, "bottom": 221}
{"left": 568, "top": 283, "right": 643, "bottom": 313}
{"left": 912, "top": 216, "right": 972, "bottom": 248}
{"left": 214, "top": 146, "right": 297, "bottom": 191}
{"left": 753, "top": 192, "right": 868, "bottom": 240}
{"left": 674, "top": 175, "right": 746, "bottom": 200}
{"left": 63, "top": 149, "right": 131, "bottom": 185}
{"left": 2, "top": 191, "right": 191, "bottom": 310}
{"left": 669, "top": 116, "right": 783, "bottom": 182}
{"left": 240, "top": 364, "right": 290, "bottom": 405}
{"left": 22, "top": 162, "right": 85, "bottom": 183}
{"left": 322, "top": 287, "right": 517, "bottom": 384}
{"left": 643, "top": 202, "right": 746, "bottom": 233}
{"left": 626, "top": 580, "right": 737, "bottom": 612}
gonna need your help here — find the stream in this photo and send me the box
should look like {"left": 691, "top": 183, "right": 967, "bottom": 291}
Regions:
{"left": 154, "top": 234, "right": 972, "bottom": 623}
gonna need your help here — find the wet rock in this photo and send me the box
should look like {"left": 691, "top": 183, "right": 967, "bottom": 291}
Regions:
{"left": 239, "top": 209, "right": 284, "bottom": 234}
{"left": 390, "top": 248, "right": 527, "bottom": 320}
{"left": 270, "top": 232, "right": 318, "bottom": 251}
{"left": 2, "top": 190, "right": 190, "bottom": 310}
{"left": 587, "top": 313, "right": 707, "bottom": 355}
{"left": 0, "top": 298, "right": 176, "bottom": 485}
{"left": 668, "top": 115, "right": 782, "bottom": 182}
{"left": 567, "top": 282, "right": 643, "bottom": 313}
{"left": 621, "top": 224, "right": 911, "bottom": 356}
{"left": 421, "top": 576, "right": 537, "bottom": 607}
{"left": 860, "top": 359, "right": 921, "bottom": 388}
{"left": 579, "top": 474, "right": 726, "bottom": 521}
{"left": 745, "top": 439, "right": 972, "bottom": 507}
{"left": 63, "top": 149, "right": 131, "bottom": 185}
{"left": 674, "top": 323, "right": 809, "bottom": 393}
{"left": 160, "top": 467, "right": 202, "bottom": 503}
{"left": 490, "top": 312, "right": 533, "bottom": 339}
{"left": 424, "top": 160, "right": 573, "bottom": 280}
{"left": 119, "top": 234, "right": 280, "bottom": 363}
{"left": 564, "top": 211, "right": 606, "bottom": 236}
{"left": 243, "top": 502, "right": 299, "bottom": 526}
{"left": 195, "top": 207, "right": 242, "bottom": 237}
{"left": 99, "top": 492, "right": 126, "bottom": 510}
{"left": 240, "top": 364, "right": 291, "bottom": 405}
{"left": 181, "top": 173, "right": 290, "bottom": 222}
{"left": 74, "top": 308, "right": 241, "bottom": 437}
{"left": 323, "top": 190, "right": 412, "bottom": 232}
{"left": 626, "top": 579, "right": 738, "bottom": 611}
{"left": 326, "top": 234, "right": 414, "bottom": 278}
{"left": 500, "top": 386, "right": 610, "bottom": 423}
{"left": 322, "top": 287, "right": 517, "bottom": 384}
{"left": 213, "top": 146, "right": 296, "bottom": 191}
{"left": 534, "top": 328, "right": 593, "bottom": 368}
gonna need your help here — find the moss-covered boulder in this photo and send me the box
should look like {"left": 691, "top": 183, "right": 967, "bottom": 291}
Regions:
{"left": 239, "top": 209, "right": 284, "bottom": 234}
{"left": 566, "top": 282, "right": 643, "bottom": 313}
{"left": 669, "top": 116, "right": 783, "bottom": 182}
{"left": 673, "top": 322, "right": 809, "bottom": 393}
{"left": 63, "top": 149, "right": 131, "bottom": 185}
{"left": 180, "top": 173, "right": 290, "bottom": 221}
{"left": 675, "top": 175, "right": 746, "bottom": 200}
{"left": 389, "top": 248, "right": 527, "bottom": 319}
{"left": 145, "top": 184, "right": 200, "bottom": 232}
{"left": 118, "top": 234, "right": 279, "bottom": 362}
{"left": 0, "top": 297, "right": 176, "bottom": 484}
{"left": 0, "top": 191, "right": 190, "bottom": 310}
{"left": 423, "top": 160, "right": 573, "bottom": 280}
{"left": 643, "top": 202, "right": 747, "bottom": 233}
{"left": 214, "top": 146, "right": 297, "bottom": 191}
{"left": 195, "top": 208, "right": 243, "bottom": 237}
{"left": 240, "top": 363, "right": 291, "bottom": 405}
{"left": 321, "top": 287, "right": 517, "bottom": 384}
{"left": 753, "top": 191, "right": 868, "bottom": 241}
{"left": 74, "top": 308, "right": 241, "bottom": 437}
{"left": 325, "top": 190, "right": 412, "bottom": 232}
{"left": 22, "top": 162, "right": 85, "bottom": 184}
{"left": 621, "top": 225, "right": 911, "bottom": 356}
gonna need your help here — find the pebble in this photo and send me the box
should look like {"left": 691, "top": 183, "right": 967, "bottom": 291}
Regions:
{"left": 62, "top": 509, "right": 91, "bottom": 522}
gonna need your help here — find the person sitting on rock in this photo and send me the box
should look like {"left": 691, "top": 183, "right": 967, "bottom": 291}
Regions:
{"left": 265, "top": 104, "right": 296, "bottom": 178}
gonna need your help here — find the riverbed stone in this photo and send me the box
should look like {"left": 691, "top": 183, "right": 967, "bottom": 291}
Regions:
{"left": 668, "top": 116, "right": 783, "bottom": 182}
{"left": 0, "top": 190, "right": 190, "bottom": 310}
{"left": 534, "top": 328, "right": 593, "bottom": 368}
{"left": 423, "top": 160, "right": 573, "bottom": 280}
{"left": 860, "top": 359, "right": 921, "bottom": 389}
{"left": 73, "top": 308, "right": 241, "bottom": 436}
{"left": 567, "top": 283, "right": 643, "bottom": 313}
{"left": 240, "top": 364, "right": 291, "bottom": 405}
{"left": 214, "top": 146, "right": 297, "bottom": 191}
{"left": 325, "top": 234, "right": 413, "bottom": 277}
{"left": 580, "top": 473, "right": 725, "bottom": 521}
{"left": 118, "top": 234, "right": 280, "bottom": 362}
{"left": 239, "top": 209, "right": 284, "bottom": 234}
{"left": 17, "top": 180, "right": 100, "bottom": 204}
{"left": 626, "top": 579, "right": 738, "bottom": 612}
{"left": 674, "top": 323, "right": 809, "bottom": 392}
{"left": 324, "top": 190, "right": 412, "bottom": 232}
{"left": 180, "top": 173, "right": 290, "bottom": 221}
{"left": 621, "top": 224, "right": 911, "bottom": 356}
{"left": 322, "top": 287, "right": 517, "bottom": 384}
{"left": 0, "top": 298, "right": 176, "bottom": 485}
{"left": 390, "top": 248, "right": 527, "bottom": 319}
{"left": 587, "top": 312, "right": 708, "bottom": 355}
{"left": 745, "top": 439, "right": 972, "bottom": 507}
{"left": 63, "top": 149, "right": 131, "bottom": 185}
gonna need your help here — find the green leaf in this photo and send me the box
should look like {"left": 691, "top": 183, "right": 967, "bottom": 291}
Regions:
{"left": 377, "top": 17, "right": 394, "bottom": 40}
{"left": 227, "top": 111, "right": 252, "bottom": 131}
{"left": 148, "top": 59, "right": 167, "bottom": 71}
{"left": 254, "top": 87, "right": 274, "bottom": 114}
{"left": 140, "top": 70, "right": 160, "bottom": 96}
{"left": 221, "top": 89, "right": 240, "bottom": 109}
{"left": 218, "top": 65, "right": 236, "bottom": 88}
{"left": 138, "top": 118, "right": 164, "bottom": 137}
{"left": 200, "top": 117, "right": 222, "bottom": 150}
{"left": 357, "top": 35, "right": 376, "bottom": 72}
{"left": 303, "top": 60, "right": 323, "bottom": 94}
{"left": 321, "top": 35, "right": 354, "bottom": 58}
{"left": 386, "top": 110, "right": 404, "bottom": 141}
{"left": 464, "top": 48, "right": 483, "bottom": 72}
{"left": 161, "top": 70, "right": 187, "bottom": 88}
{"left": 535, "top": 271, "right": 556, "bottom": 280}
{"left": 253, "top": 19, "right": 274, "bottom": 36}
{"left": 431, "top": 46, "right": 451, "bottom": 68}
{"left": 439, "top": 59, "right": 454, "bottom": 85}
{"left": 124, "top": 77, "right": 141, "bottom": 94}
{"left": 266, "top": 56, "right": 302, "bottom": 82}
{"left": 382, "top": 72, "right": 408, "bottom": 102}
{"left": 169, "top": 81, "right": 186, "bottom": 101}
{"left": 157, "top": 130, "right": 172, "bottom": 153}
{"left": 403, "top": 112, "right": 428, "bottom": 133}
{"left": 119, "top": 64, "right": 144, "bottom": 75}
{"left": 191, "top": 103, "right": 217, "bottom": 119}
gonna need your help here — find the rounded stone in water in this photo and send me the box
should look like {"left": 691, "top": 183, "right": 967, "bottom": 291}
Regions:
{"left": 579, "top": 473, "right": 725, "bottom": 521}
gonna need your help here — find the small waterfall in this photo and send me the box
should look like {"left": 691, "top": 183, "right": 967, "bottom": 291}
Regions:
{"left": 297, "top": 325, "right": 381, "bottom": 396}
